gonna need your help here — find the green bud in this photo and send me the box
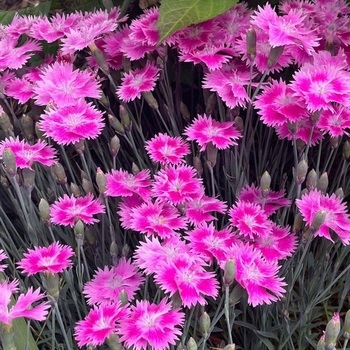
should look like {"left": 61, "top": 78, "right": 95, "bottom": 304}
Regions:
{"left": 21, "top": 114, "right": 34, "bottom": 141}
{"left": 74, "top": 140, "right": 85, "bottom": 154}
{"left": 186, "top": 337, "right": 197, "bottom": 350}
{"left": 45, "top": 273, "right": 60, "bottom": 305}
{"left": 344, "top": 310, "right": 350, "bottom": 336}
{"left": 293, "top": 212, "right": 303, "bottom": 232}
{"left": 199, "top": 312, "right": 210, "bottom": 334}
{"left": 260, "top": 171, "right": 271, "bottom": 196}
{"left": 193, "top": 156, "right": 203, "bottom": 176}
{"left": 118, "top": 290, "right": 128, "bottom": 306}
{"left": 317, "top": 334, "right": 325, "bottom": 350}
{"left": 311, "top": 210, "right": 326, "bottom": 232}
{"left": 53, "top": 163, "right": 67, "bottom": 185}
{"left": 85, "top": 226, "right": 95, "bottom": 245}
{"left": 110, "top": 135, "right": 121, "bottom": 157}
{"left": 3, "top": 148, "right": 17, "bottom": 177}
{"left": 325, "top": 313, "right": 340, "bottom": 347}
{"left": 296, "top": 139, "right": 306, "bottom": 153}
{"left": 267, "top": 45, "right": 284, "bottom": 69}
{"left": 99, "top": 91, "right": 110, "bottom": 109}
{"left": 105, "top": 333, "right": 123, "bottom": 350}
{"left": 330, "top": 136, "right": 339, "bottom": 149}
{"left": 246, "top": 26, "right": 257, "bottom": 61}
{"left": 119, "top": 105, "right": 132, "bottom": 131}
{"left": 22, "top": 168, "right": 35, "bottom": 191}
{"left": 35, "top": 122, "right": 46, "bottom": 141}
{"left": 110, "top": 241, "right": 118, "bottom": 257}
{"left": 335, "top": 187, "right": 344, "bottom": 199}
{"left": 206, "top": 142, "right": 218, "bottom": 169}
{"left": 180, "top": 102, "right": 191, "bottom": 123}
{"left": 224, "top": 259, "right": 236, "bottom": 286}
{"left": 108, "top": 114, "right": 125, "bottom": 135}
{"left": 229, "top": 283, "right": 245, "bottom": 305}
{"left": 343, "top": 141, "right": 350, "bottom": 160}
{"left": 89, "top": 42, "right": 110, "bottom": 75}
{"left": 306, "top": 169, "right": 317, "bottom": 191}
{"left": 223, "top": 345, "right": 236, "bottom": 350}
{"left": 132, "top": 163, "right": 140, "bottom": 175}
{"left": 317, "top": 172, "right": 328, "bottom": 194}
{"left": 82, "top": 178, "right": 94, "bottom": 195}
{"left": 296, "top": 159, "right": 308, "bottom": 185}
{"left": 234, "top": 116, "right": 244, "bottom": 133}
{"left": 74, "top": 220, "right": 85, "bottom": 236}
{"left": 70, "top": 182, "right": 81, "bottom": 197}
{"left": 205, "top": 93, "right": 216, "bottom": 115}
{"left": 39, "top": 198, "right": 50, "bottom": 221}
{"left": 122, "top": 244, "right": 130, "bottom": 257}
{"left": 96, "top": 167, "right": 106, "bottom": 193}
{"left": 142, "top": 91, "right": 158, "bottom": 110}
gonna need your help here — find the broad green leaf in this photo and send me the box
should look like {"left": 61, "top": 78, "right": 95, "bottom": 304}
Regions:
{"left": 0, "top": 1, "right": 51, "bottom": 25}
{"left": 157, "top": 0, "right": 238, "bottom": 44}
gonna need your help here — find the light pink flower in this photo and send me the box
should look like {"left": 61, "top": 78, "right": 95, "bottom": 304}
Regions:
{"left": 222, "top": 243, "right": 286, "bottom": 306}
{"left": 5, "top": 75, "right": 35, "bottom": 104}
{"left": 117, "top": 62, "right": 160, "bottom": 102}
{"left": 18, "top": 242, "right": 74, "bottom": 275}
{"left": 186, "top": 195, "right": 227, "bottom": 225}
{"left": 155, "top": 256, "right": 219, "bottom": 307}
{"left": 145, "top": 133, "right": 190, "bottom": 165}
{"left": 184, "top": 114, "right": 241, "bottom": 151}
{"left": 318, "top": 105, "right": 350, "bottom": 137}
{"left": 253, "top": 223, "right": 297, "bottom": 261}
{"left": 0, "top": 250, "right": 7, "bottom": 272}
{"left": 84, "top": 258, "right": 144, "bottom": 304}
{"left": 0, "top": 137, "right": 57, "bottom": 169}
{"left": 229, "top": 201, "right": 272, "bottom": 239}
{"left": 106, "top": 169, "right": 152, "bottom": 200}
{"left": 127, "top": 201, "right": 186, "bottom": 238}
{"left": 186, "top": 222, "right": 238, "bottom": 264}
{"left": 50, "top": 194, "right": 105, "bottom": 227}
{"left": 39, "top": 100, "right": 104, "bottom": 145}
{"left": 296, "top": 189, "right": 350, "bottom": 244}
{"left": 0, "top": 279, "right": 50, "bottom": 325}
{"left": 5, "top": 14, "right": 34, "bottom": 39}
{"left": 33, "top": 61, "right": 101, "bottom": 107}
{"left": 152, "top": 165, "right": 204, "bottom": 205}
{"left": 75, "top": 302, "right": 128, "bottom": 347}
{"left": 118, "top": 299, "right": 184, "bottom": 350}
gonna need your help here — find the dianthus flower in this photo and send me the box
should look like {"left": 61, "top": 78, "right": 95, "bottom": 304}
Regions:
{"left": 118, "top": 194, "right": 145, "bottom": 229}
{"left": 145, "top": 133, "right": 190, "bottom": 165}
{"left": 0, "top": 249, "right": 7, "bottom": 272}
{"left": 296, "top": 189, "right": 350, "bottom": 244}
{"left": 118, "top": 299, "right": 184, "bottom": 350}
{"left": 18, "top": 242, "right": 74, "bottom": 275}
{"left": 0, "top": 137, "right": 57, "bottom": 169}
{"left": 0, "top": 279, "right": 50, "bottom": 325}
{"left": 185, "top": 195, "right": 227, "bottom": 225}
{"left": 318, "top": 105, "right": 350, "bottom": 137}
{"left": 33, "top": 61, "right": 101, "bottom": 107}
{"left": 84, "top": 258, "right": 144, "bottom": 304}
{"left": 39, "top": 100, "right": 104, "bottom": 145}
{"left": 184, "top": 114, "right": 241, "bottom": 151}
{"left": 253, "top": 223, "right": 297, "bottom": 261}
{"left": 106, "top": 169, "right": 152, "bottom": 201}
{"left": 50, "top": 194, "right": 105, "bottom": 227}
{"left": 229, "top": 201, "right": 272, "bottom": 239}
{"left": 117, "top": 62, "right": 160, "bottom": 102}
{"left": 152, "top": 165, "right": 204, "bottom": 204}
{"left": 75, "top": 302, "right": 128, "bottom": 348}
{"left": 222, "top": 243, "right": 286, "bottom": 306}
{"left": 186, "top": 222, "right": 238, "bottom": 264}
{"left": 127, "top": 200, "right": 186, "bottom": 238}
{"left": 5, "top": 14, "right": 34, "bottom": 39}
{"left": 254, "top": 79, "right": 307, "bottom": 127}
{"left": 5, "top": 75, "right": 35, "bottom": 104}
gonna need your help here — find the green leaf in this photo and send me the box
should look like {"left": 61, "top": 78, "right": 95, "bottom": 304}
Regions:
{"left": 157, "top": 0, "right": 238, "bottom": 44}
{"left": 0, "top": 1, "right": 51, "bottom": 25}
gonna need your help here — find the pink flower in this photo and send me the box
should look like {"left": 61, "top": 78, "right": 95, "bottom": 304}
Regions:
{"left": 0, "top": 137, "right": 57, "bottom": 169}
{"left": 5, "top": 75, "right": 35, "bottom": 104}
{"left": 0, "top": 279, "right": 50, "bottom": 325}
{"left": 118, "top": 195, "right": 145, "bottom": 229}
{"left": 229, "top": 201, "right": 272, "bottom": 239}
{"left": 106, "top": 169, "right": 152, "bottom": 200}
{"left": 152, "top": 165, "right": 204, "bottom": 204}
{"left": 222, "top": 243, "right": 286, "bottom": 306}
{"left": 39, "top": 100, "right": 104, "bottom": 145}
{"left": 33, "top": 61, "right": 101, "bottom": 107}
{"left": 118, "top": 299, "right": 184, "bottom": 350}
{"left": 117, "top": 62, "right": 160, "bottom": 102}
{"left": 184, "top": 114, "right": 241, "bottom": 151}
{"left": 75, "top": 302, "right": 128, "bottom": 347}
{"left": 239, "top": 184, "right": 290, "bottom": 216}
{"left": 318, "top": 105, "right": 350, "bottom": 137}
{"left": 186, "top": 195, "right": 227, "bottom": 225}
{"left": 0, "top": 250, "right": 8, "bottom": 272}
{"left": 145, "top": 133, "right": 190, "bottom": 165}
{"left": 155, "top": 256, "right": 219, "bottom": 307}
{"left": 5, "top": 14, "right": 34, "bottom": 39}
{"left": 17, "top": 243, "right": 74, "bottom": 275}
{"left": 253, "top": 223, "right": 297, "bottom": 261}
{"left": 84, "top": 258, "right": 144, "bottom": 304}
{"left": 254, "top": 79, "right": 307, "bottom": 127}
{"left": 127, "top": 200, "right": 186, "bottom": 238}
{"left": 186, "top": 222, "right": 238, "bottom": 263}
{"left": 296, "top": 189, "right": 350, "bottom": 244}
{"left": 50, "top": 194, "right": 105, "bottom": 227}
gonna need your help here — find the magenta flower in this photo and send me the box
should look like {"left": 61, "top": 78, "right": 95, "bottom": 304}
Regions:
{"left": 185, "top": 195, "right": 227, "bottom": 225}
{"left": 186, "top": 222, "right": 238, "bottom": 264}
{"left": 84, "top": 258, "right": 144, "bottom": 304}
{"left": 155, "top": 256, "right": 219, "bottom": 307}
{"left": 184, "top": 114, "right": 241, "bottom": 151}
{"left": 253, "top": 223, "right": 297, "bottom": 262}
{"left": 118, "top": 298, "right": 184, "bottom": 350}
{"left": 145, "top": 133, "right": 190, "bottom": 165}
{"left": 50, "top": 194, "right": 105, "bottom": 227}
{"left": 17, "top": 242, "right": 74, "bottom": 275}
{"left": 0, "top": 250, "right": 8, "bottom": 272}
{"left": 106, "top": 169, "right": 152, "bottom": 201}
{"left": 318, "top": 105, "right": 350, "bottom": 137}
{"left": 5, "top": 75, "right": 35, "bottom": 104}
{"left": 229, "top": 201, "right": 272, "bottom": 240}
{"left": 117, "top": 62, "right": 160, "bottom": 102}
{"left": 152, "top": 165, "right": 204, "bottom": 205}
{"left": 0, "top": 279, "right": 50, "bottom": 325}
{"left": 222, "top": 243, "right": 286, "bottom": 306}
{"left": 39, "top": 100, "right": 104, "bottom": 145}
{"left": 126, "top": 201, "right": 187, "bottom": 239}
{"left": 118, "top": 194, "right": 145, "bottom": 230}
{"left": 296, "top": 189, "right": 350, "bottom": 244}
{"left": 33, "top": 61, "right": 101, "bottom": 107}
{"left": 0, "top": 137, "right": 57, "bottom": 169}
{"left": 75, "top": 302, "right": 128, "bottom": 347}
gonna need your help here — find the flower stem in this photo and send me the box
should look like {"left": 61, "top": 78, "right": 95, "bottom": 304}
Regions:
{"left": 225, "top": 285, "right": 233, "bottom": 344}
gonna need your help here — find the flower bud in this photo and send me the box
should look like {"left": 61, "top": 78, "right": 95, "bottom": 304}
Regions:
{"left": 199, "top": 312, "right": 210, "bottom": 334}
{"left": 293, "top": 212, "right": 303, "bottom": 232}
{"left": 205, "top": 93, "right": 216, "bottom": 115}
{"left": 118, "top": 290, "right": 128, "bottom": 306}
{"left": 335, "top": 187, "right": 344, "bottom": 199}
{"left": 317, "top": 333, "right": 325, "bottom": 350}
{"left": 311, "top": 110, "right": 322, "bottom": 125}
{"left": 186, "top": 337, "right": 197, "bottom": 350}
{"left": 296, "top": 159, "right": 308, "bottom": 185}
{"left": 311, "top": 210, "right": 326, "bottom": 232}
{"left": 53, "top": 163, "right": 67, "bottom": 185}
{"left": 296, "top": 139, "right": 306, "bottom": 153}
{"left": 70, "top": 182, "right": 81, "bottom": 197}
{"left": 193, "top": 156, "right": 203, "bottom": 176}
{"left": 267, "top": 45, "right": 284, "bottom": 69}
{"left": 234, "top": 116, "right": 244, "bottom": 133}
{"left": 343, "top": 141, "right": 350, "bottom": 160}
{"left": 306, "top": 169, "right": 317, "bottom": 191}
{"left": 74, "top": 140, "right": 85, "bottom": 154}
{"left": 0, "top": 110, "right": 13, "bottom": 134}
{"left": 99, "top": 91, "right": 110, "bottom": 109}
{"left": 3, "top": 148, "right": 17, "bottom": 177}
{"left": 21, "top": 114, "right": 34, "bottom": 141}
{"left": 325, "top": 313, "right": 340, "bottom": 347}
{"left": 224, "top": 259, "right": 236, "bottom": 286}
{"left": 344, "top": 310, "right": 350, "bottom": 339}
{"left": 89, "top": 42, "right": 110, "bottom": 75}
{"left": 260, "top": 171, "right": 271, "bottom": 196}
{"left": 132, "top": 163, "right": 140, "bottom": 175}
{"left": 330, "top": 136, "right": 339, "bottom": 149}
{"left": 82, "top": 178, "right": 94, "bottom": 195}
{"left": 39, "top": 198, "right": 50, "bottom": 221}
{"left": 119, "top": 105, "right": 132, "bottom": 131}
{"left": 45, "top": 273, "right": 60, "bottom": 305}
{"left": 105, "top": 333, "right": 123, "bottom": 350}
{"left": 0, "top": 175, "right": 9, "bottom": 188}
{"left": 317, "top": 172, "right": 328, "bottom": 194}
{"left": 22, "top": 168, "right": 35, "bottom": 191}
{"left": 108, "top": 114, "right": 125, "bottom": 135}
{"left": 246, "top": 26, "right": 257, "bottom": 61}
{"left": 122, "top": 244, "right": 130, "bottom": 257}
{"left": 223, "top": 345, "right": 236, "bottom": 350}
{"left": 142, "top": 91, "right": 158, "bottom": 109}
{"left": 206, "top": 142, "right": 218, "bottom": 169}
{"left": 74, "top": 219, "right": 85, "bottom": 236}
{"left": 85, "top": 226, "right": 95, "bottom": 244}
{"left": 96, "top": 167, "right": 106, "bottom": 193}
{"left": 229, "top": 283, "right": 245, "bottom": 305}
{"left": 110, "top": 135, "right": 121, "bottom": 157}
{"left": 35, "top": 122, "right": 46, "bottom": 141}
{"left": 180, "top": 102, "right": 190, "bottom": 123}
{"left": 110, "top": 241, "right": 118, "bottom": 257}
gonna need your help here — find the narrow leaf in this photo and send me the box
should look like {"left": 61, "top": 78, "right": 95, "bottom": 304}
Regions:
{"left": 157, "top": 0, "right": 238, "bottom": 44}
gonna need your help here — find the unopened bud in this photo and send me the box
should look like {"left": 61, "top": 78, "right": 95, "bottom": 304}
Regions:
{"left": 325, "top": 38, "right": 335, "bottom": 56}
{"left": 193, "top": 156, "right": 203, "bottom": 176}
{"left": 82, "top": 178, "right": 94, "bottom": 195}
{"left": 229, "top": 283, "right": 245, "bottom": 305}
{"left": 122, "top": 244, "right": 130, "bottom": 257}
{"left": 293, "top": 212, "right": 303, "bottom": 232}
{"left": 2, "top": 148, "right": 17, "bottom": 177}
{"left": 110, "top": 241, "right": 118, "bottom": 256}
{"left": 335, "top": 187, "right": 344, "bottom": 199}
{"left": 260, "top": 171, "right": 271, "bottom": 196}
{"left": 306, "top": 169, "right": 317, "bottom": 191}
{"left": 39, "top": 198, "right": 50, "bottom": 221}
{"left": 296, "top": 139, "right": 306, "bottom": 153}
{"left": 223, "top": 345, "right": 236, "bottom": 350}
{"left": 96, "top": 167, "right": 106, "bottom": 193}
{"left": 89, "top": 42, "right": 110, "bottom": 75}
{"left": 311, "top": 210, "right": 326, "bottom": 232}
{"left": 85, "top": 226, "right": 95, "bottom": 244}
{"left": 0, "top": 175, "right": 9, "bottom": 188}
{"left": 317, "top": 333, "right": 325, "bottom": 350}
{"left": 74, "top": 220, "right": 85, "bottom": 242}
{"left": 180, "top": 102, "right": 190, "bottom": 123}
{"left": 74, "top": 140, "right": 85, "bottom": 154}
{"left": 234, "top": 116, "right": 244, "bottom": 133}
{"left": 325, "top": 313, "right": 340, "bottom": 347}
{"left": 223, "top": 259, "right": 236, "bottom": 286}
{"left": 131, "top": 163, "right": 140, "bottom": 175}
{"left": 35, "top": 122, "right": 46, "bottom": 140}
{"left": 206, "top": 142, "right": 218, "bottom": 169}
{"left": 70, "top": 182, "right": 81, "bottom": 197}
{"left": 311, "top": 110, "right": 322, "bottom": 125}
{"left": 99, "top": 91, "right": 110, "bottom": 109}
{"left": 0, "top": 110, "right": 13, "bottom": 134}
{"left": 21, "top": 114, "right": 34, "bottom": 140}
{"left": 317, "top": 172, "right": 328, "bottom": 194}
{"left": 205, "top": 93, "right": 216, "bottom": 115}
{"left": 287, "top": 121, "right": 296, "bottom": 135}
{"left": 108, "top": 114, "right": 125, "bottom": 135}
{"left": 343, "top": 141, "right": 350, "bottom": 160}
{"left": 45, "top": 273, "right": 60, "bottom": 305}
{"left": 142, "top": 91, "right": 158, "bottom": 109}
{"left": 22, "top": 168, "right": 35, "bottom": 191}
{"left": 344, "top": 310, "right": 350, "bottom": 339}
{"left": 53, "top": 163, "right": 67, "bottom": 185}
{"left": 102, "top": 0, "right": 113, "bottom": 10}
{"left": 110, "top": 135, "right": 121, "bottom": 157}
{"left": 118, "top": 290, "right": 128, "bottom": 306}
{"left": 119, "top": 105, "right": 131, "bottom": 131}
{"left": 267, "top": 45, "right": 284, "bottom": 69}
{"left": 199, "top": 312, "right": 210, "bottom": 334}
{"left": 296, "top": 159, "right": 308, "bottom": 185}
{"left": 246, "top": 26, "right": 257, "bottom": 61}
{"left": 330, "top": 136, "right": 339, "bottom": 149}
{"left": 186, "top": 337, "right": 197, "bottom": 350}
